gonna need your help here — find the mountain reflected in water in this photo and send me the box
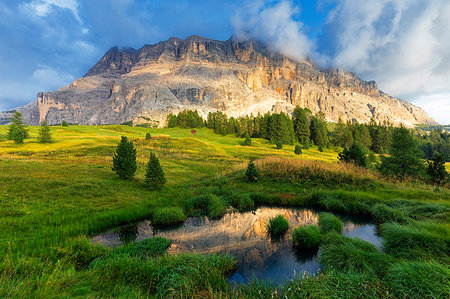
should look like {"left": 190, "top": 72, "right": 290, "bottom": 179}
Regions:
{"left": 92, "top": 207, "right": 381, "bottom": 283}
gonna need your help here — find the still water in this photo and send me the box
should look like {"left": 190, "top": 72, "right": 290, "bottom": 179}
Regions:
{"left": 92, "top": 207, "right": 381, "bottom": 283}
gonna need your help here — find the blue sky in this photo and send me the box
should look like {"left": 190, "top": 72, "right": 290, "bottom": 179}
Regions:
{"left": 0, "top": 0, "right": 449, "bottom": 123}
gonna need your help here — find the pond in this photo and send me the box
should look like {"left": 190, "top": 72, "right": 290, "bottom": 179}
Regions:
{"left": 91, "top": 207, "right": 382, "bottom": 284}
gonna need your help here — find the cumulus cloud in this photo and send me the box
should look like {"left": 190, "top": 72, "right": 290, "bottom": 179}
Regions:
{"left": 232, "top": 0, "right": 314, "bottom": 61}
{"left": 24, "top": 0, "right": 81, "bottom": 22}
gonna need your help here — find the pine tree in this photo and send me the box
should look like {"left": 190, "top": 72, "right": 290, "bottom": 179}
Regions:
{"left": 245, "top": 160, "right": 260, "bottom": 182}
{"left": 145, "top": 152, "right": 166, "bottom": 190}
{"left": 61, "top": 120, "right": 68, "bottom": 127}
{"left": 294, "top": 145, "right": 302, "bottom": 155}
{"left": 427, "top": 152, "right": 448, "bottom": 185}
{"left": 112, "top": 136, "right": 137, "bottom": 179}
{"left": 338, "top": 143, "right": 368, "bottom": 167}
{"left": 38, "top": 120, "right": 52, "bottom": 143}
{"left": 7, "top": 111, "right": 28, "bottom": 144}
{"left": 276, "top": 141, "right": 283, "bottom": 149}
{"left": 243, "top": 132, "right": 252, "bottom": 146}
{"left": 379, "top": 127, "right": 424, "bottom": 180}
{"left": 292, "top": 107, "right": 310, "bottom": 144}
{"left": 146, "top": 132, "right": 152, "bottom": 140}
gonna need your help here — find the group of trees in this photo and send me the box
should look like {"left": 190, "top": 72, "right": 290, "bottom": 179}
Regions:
{"left": 7, "top": 112, "right": 52, "bottom": 144}
{"left": 167, "top": 110, "right": 205, "bottom": 129}
{"left": 111, "top": 136, "right": 166, "bottom": 190}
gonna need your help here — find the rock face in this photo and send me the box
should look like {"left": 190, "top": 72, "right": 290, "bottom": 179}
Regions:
{"left": 19, "top": 35, "right": 436, "bottom": 126}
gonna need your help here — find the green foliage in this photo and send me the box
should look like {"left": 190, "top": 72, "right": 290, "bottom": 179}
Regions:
{"left": 121, "top": 121, "right": 133, "bottom": 126}
{"left": 145, "top": 132, "right": 151, "bottom": 140}
{"left": 266, "top": 215, "right": 289, "bottom": 237}
{"left": 294, "top": 144, "right": 302, "bottom": 155}
{"left": 338, "top": 143, "right": 368, "bottom": 167}
{"left": 318, "top": 212, "right": 342, "bottom": 233}
{"left": 276, "top": 141, "right": 283, "bottom": 149}
{"left": 292, "top": 107, "right": 310, "bottom": 144}
{"left": 61, "top": 120, "right": 68, "bottom": 127}
{"left": 310, "top": 116, "right": 328, "bottom": 148}
{"left": 151, "top": 207, "right": 186, "bottom": 227}
{"left": 145, "top": 152, "right": 166, "bottom": 190}
{"left": 380, "top": 127, "right": 424, "bottom": 180}
{"left": 243, "top": 132, "right": 252, "bottom": 146}
{"left": 228, "top": 193, "right": 254, "bottom": 211}
{"left": 320, "top": 233, "right": 393, "bottom": 277}
{"left": 386, "top": 261, "right": 450, "bottom": 298}
{"left": 268, "top": 112, "right": 294, "bottom": 145}
{"left": 7, "top": 111, "right": 28, "bottom": 144}
{"left": 371, "top": 203, "right": 409, "bottom": 223}
{"left": 318, "top": 145, "right": 324, "bottom": 152}
{"left": 108, "top": 237, "right": 172, "bottom": 259}
{"left": 167, "top": 110, "right": 205, "bottom": 128}
{"left": 427, "top": 152, "right": 448, "bottom": 185}
{"left": 111, "top": 136, "right": 137, "bottom": 179}
{"left": 245, "top": 160, "right": 260, "bottom": 182}
{"left": 331, "top": 120, "right": 353, "bottom": 148}
{"left": 185, "top": 194, "right": 226, "bottom": 219}
{"left": 292, "top": 225, "right": 320, "bottom": 249}
{"left": 37, "top": 120, "right": 52, "bottom": 143}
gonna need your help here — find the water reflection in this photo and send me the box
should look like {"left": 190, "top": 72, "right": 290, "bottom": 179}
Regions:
{"left": 92, "top": 207, "right": 381, "bottom": 283}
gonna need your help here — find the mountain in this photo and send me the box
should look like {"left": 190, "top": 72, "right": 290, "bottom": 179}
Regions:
{"left": 11, "top": 35, "right": 436, "bottom": 126}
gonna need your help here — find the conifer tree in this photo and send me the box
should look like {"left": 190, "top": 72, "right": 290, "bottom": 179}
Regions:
{"left": 38, "top": 120, "right": 52, "bottom": 143}
{"left": 146, "top": 132, "right": 152, "bottom": 140}
{"left": 293, "top": 107, "right": 310, "bottom": 145}
{"left": 145, "top": 152, "right": 166, "bottom": 190}
{"left": 338, "top": 143, "right": 368, "bottom": 167}
{"left": 427, "top": 152, "right": 448, "bottom": 185}
{"left": 112, "top": 136, "right": 137, "bottom": 179}
{"left": 61, "top": 120, "right": 68, "bottom": 127}
{"left": 7, "top": 111, "right": 28, "bottom": 144}
{"left": 245, "top": 160, "right": 260, "bottom": 182}
{"left": 243, "top": 132, "right": 252, "bottom": 146}
{"left": 294, "top": 145, "right": 302, "bottom": 155}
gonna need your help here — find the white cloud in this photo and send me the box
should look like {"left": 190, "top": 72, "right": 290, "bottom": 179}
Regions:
{"left": 25, "top": 0, "right": 81, "bottom": 22}
{"left": 412, "top": 94, "right": 450, "bottom": 125}
{"left": 31, "top": 65, "right": 74, "bottom": 90}
{"left": 232, "top": 0, "right": 313, "bottom": 61}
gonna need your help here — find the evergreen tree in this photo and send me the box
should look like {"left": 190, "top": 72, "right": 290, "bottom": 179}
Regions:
{"left": 7, "top": 111, "right": 28, "bottom": 144}
{"left": 38, "top": 120, "right": 52, "bottom": 143}
{"left": 318, "top": 145, "right": 324, "bottom": 152}
{"left": 310, "top": 116, "right": 327, "bottom": 148}
{"left": 245, "top": 160, "right": 260, "bottom": 182}
{"left": 338, "top": 143, "right": 368, "bottom": 167}
{"left": 268, "top": 112, "right": 294, "bottom": 145}
{"left": 379, "top": 127, "right": 424, "bottom": 180}
{"left": 292, "top": 107, "right": 310, "bottom": 144}
{"left": 61, "top": 120, "right": 68, "bottom": 127}
{"left": 112, "top": 136, "right": 137, "bottom": 180}
{"left": 145, "top": 152, "right": 166, "bottom": 190}
{"left": 145, "top": 133, "right": 152, "bottom": 140}
{"left": 243, "top": 132, "right": 252, "bottom": 146}
{"left": 276, "top": 141, "right": 283, "bottom": 149}
{"left": 427, "top": 152, "right": 448, "bottom": 185}
{"left": 331, "top": 120, "right": 353, "bottom": 148}
{"left": 294, "top": 145, "right": 302, "bottom": 155}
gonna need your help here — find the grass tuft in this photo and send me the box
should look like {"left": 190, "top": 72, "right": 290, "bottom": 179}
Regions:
{"left": 266, "top": 215, "right": 289, "bottom": 237}
{"left": 292, "top": 225, "right": 320, "bottom": 249}
{"left": 151, "top": 207, "right": 186, "bottom": 227}
{"left": 318, "top": 212, "right": 342, "bottom": 234}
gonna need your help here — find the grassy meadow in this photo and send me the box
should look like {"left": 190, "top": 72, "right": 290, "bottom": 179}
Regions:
{"left": 0, "top": 125, "right": 449, "bottom": 298}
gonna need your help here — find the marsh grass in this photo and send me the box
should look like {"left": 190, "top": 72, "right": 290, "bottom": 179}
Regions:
{"left": 292, "top": 225, "right": 320, "bottom": 249}
{"left": 151, "top": 207, "right": 186, "bottom": 227}
{"left": 266, "top": 215, "right": 289, "bottom": 237}
{"left": 318, "top": 212, "right": 342, "bottom": 233}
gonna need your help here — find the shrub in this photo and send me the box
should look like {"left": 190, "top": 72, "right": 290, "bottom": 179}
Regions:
{"left": 319, "top": 234, "right": 393, "bottom": 277}
{"left": 145, "top": 132, "right": 152, "bottom": 140}
{"left": 266, "top": 215, "right": 289, "bottom": 237}
{"left": 61, "top": 120, "right": 68, "bottom": 127}
{"left": 145, "top": 152, "right": 166, "bottom": 190}
{"left": 208, "top": 196, "right": 226, "bottom": 219}
{"left": 427, "top": 152, "right": 449, "bottom": 185}
{"left": 151, "top": 207, "right": 186, "bottom": 227}
{"left": 338, "top": 143, "right": 368, "bottom": 167}
{"left": 243, "top": 132, "right": 251, "bottom": 146}
{"left": 294, "top": 145, "right": 302, "bottom": 155}
{"left": 38, "top": 120, "right": 52, "bottom": 143}
{"left": 318, "top": 212, "right": 342, "bottom": 233}
{"left": 276, "top": 141, "right": 283, "bottom": 149}
{"left": 112, "top": 136, "right": 137, "bottom": 179}
{"left": 292, "top": 225, "right": 320, "bottom": 249}
{"left": 228, "top": 193, "right": 254, "bottom": 211}
{"left": 186, "top": 194, "right": 225, "bottom": 219}
{"left": 386, "top": 261, "right": 450, "bottom": 298}
{"left": 318, "top": 145, "right": 324, "bottom": 152}
{"left": 245, "top": 160, "right": 260, "bottom": 182}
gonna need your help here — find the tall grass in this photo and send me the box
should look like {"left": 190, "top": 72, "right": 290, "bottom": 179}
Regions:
{"left": 318, "top": 212, "right": 342, "bottom": 233}
{"left": 292, "top": 225, "right": 320, "bottom": 249}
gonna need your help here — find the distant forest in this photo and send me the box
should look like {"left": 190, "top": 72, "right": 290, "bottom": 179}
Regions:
{"left": 166, "top": 109, "right": 450, "bottom": 162}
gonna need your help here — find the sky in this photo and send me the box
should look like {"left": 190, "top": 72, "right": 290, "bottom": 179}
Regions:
{"left": 0, "top": 0, "right": 449, "bottom": 124}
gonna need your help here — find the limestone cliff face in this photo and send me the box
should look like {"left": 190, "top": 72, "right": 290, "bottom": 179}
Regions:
{"left": 23, "top": 35, "right": 435, "bottom": 126}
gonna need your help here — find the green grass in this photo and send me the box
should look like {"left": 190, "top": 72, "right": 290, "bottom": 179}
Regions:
{"left": 292, "top": 225, "right": 320, "bottom": 249}
{"left": 318, "top": 212, "right": 343, "bottom": 234}
{"left": 266, "top": 215, "right": 289, "bottom": 237}
{"left": 0, "top": 124, "right": 449, "bottom": 297}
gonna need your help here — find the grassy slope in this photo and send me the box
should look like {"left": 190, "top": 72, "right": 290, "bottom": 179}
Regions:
{"left": 0, "top": 125, "right": 448, "bottom": 298}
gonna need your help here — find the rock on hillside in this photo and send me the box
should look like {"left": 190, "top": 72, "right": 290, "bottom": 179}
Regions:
{"left": 16, "top": 35, "right": 436, "bottom": 126}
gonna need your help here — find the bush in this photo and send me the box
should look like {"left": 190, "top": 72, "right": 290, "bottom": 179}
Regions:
{"left": 228, "top": 193, "right": 254, "bottom": 211}
{"left": 427, "top": 152, "right": 449, "bottom": 185}
{"left": 145, "top": 152, "right": 166, "bottom": 190}
{"left": 151, "top": 207, "right": 186, "bottom": 227}
{"left": 245, "top": 160, "right": 260, "bottom": 182}
{"left": 386, "top": 261, "right": 450, "bottom": 298}
{"left": 318, "top": 212, "right": 342, "bottom": 233}
{"left": 294, "top": 145, "right": 302, "bottom": 155}
{"left": 186, "top": 194, "right": 225, "bottom": 219}
{"left": 112, "top": 136, "right": 137, "bottom": 179}
{"left": 266, "top": 215, "right": 289, "bottom": 237}
{"left": 318, "top": 145, "right": 324, "bottom": 152}
{"left": 276, "top": 141, "right": 283, "bottom": 149}
{"left": 338, "top": 143, "right": 368, "bottom": 167}
{"left": 145, "top": 132, "right": 152, "bottom": 140}
{"left": 292, "top": 225, "right": 320, "bottom": 249}
{"left": 38, "top": 120, "right": 52, "bottom": 143}
{"left": 319, "top": 233, "right": 393, "bottom": 277}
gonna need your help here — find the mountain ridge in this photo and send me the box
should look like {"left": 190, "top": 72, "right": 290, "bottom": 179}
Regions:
{"left": 5, "top": 35, "right": 437, "bottom": 126}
